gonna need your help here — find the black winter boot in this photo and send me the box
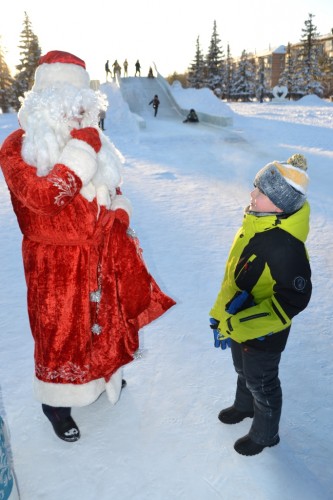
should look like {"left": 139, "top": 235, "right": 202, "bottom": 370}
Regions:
{"left": 234, "top": 434, "right": 280, "bottom": 456}
{"left": 52, "top": 416, "right": 80, "bottom": 442}
{"left": 42, "top": 404, "right": 80, "bottom": 442}
{"left": 218, "top": 405, "right": 254, "bottom": 424}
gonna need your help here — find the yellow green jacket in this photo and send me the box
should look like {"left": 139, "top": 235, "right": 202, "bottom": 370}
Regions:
{"left": 210, "top": 202, "right": 312, "bottom": 344}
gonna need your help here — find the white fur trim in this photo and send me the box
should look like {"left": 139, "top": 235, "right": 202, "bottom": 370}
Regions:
{"left": 96, "top": 185, "right": 111, "bottom": 208}
{"left": 33, "top": 368, "right": 123, "bottom": 407}
{"left": 59, "top": 138, "right": 97, "bottom": 185}
{"left": 105, "top": 368, "right": 124, "bottom": 404}
{"left": 111, "top": 195, "right": 133, "bottom": 217}
{"left": 93, "top": 135, "right": 123, "bottom": 189}
{"left": 80, "top": 182, "right": 96, "bottom": 202}
{"left": 33, "top": 63, "right": 90, "bottom": 91}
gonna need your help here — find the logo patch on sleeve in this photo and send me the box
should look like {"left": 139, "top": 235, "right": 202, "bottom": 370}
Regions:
{"left": 293, "top": 276, "right": 306, "bottom": 291}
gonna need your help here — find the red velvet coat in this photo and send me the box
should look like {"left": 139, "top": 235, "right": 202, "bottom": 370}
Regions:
{"left": 0, "top": 130, "right": 175, "bottom": 405}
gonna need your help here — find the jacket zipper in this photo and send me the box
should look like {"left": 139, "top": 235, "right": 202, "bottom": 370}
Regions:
{"left": 272, "top": 302, "right": 287, "bottom": 325}
{"left": 227, "top": 312, "right": 269, "bottom": 332}
{"left": 239, "top": 312, "right": 270, "bottom": 322}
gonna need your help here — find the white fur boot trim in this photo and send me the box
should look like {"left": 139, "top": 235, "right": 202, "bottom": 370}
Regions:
{"left": 105, "top": 368, "right": 123, "bottom": 404}
{"left": 33, "top": 368, "right": 123, "bottom": 407}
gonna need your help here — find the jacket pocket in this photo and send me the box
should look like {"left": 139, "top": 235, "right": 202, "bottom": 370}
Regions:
{"left": 227, "top": 312, "right": 270, "bottom": 332}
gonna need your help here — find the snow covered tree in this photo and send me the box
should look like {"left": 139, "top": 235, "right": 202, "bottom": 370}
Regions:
{"left": 0, "top": 41, "right": 14, "bottom": 113}
{"left": 279, "top": 43, "right": 303, "bottom": 99}
{"left": 204, "top": 20, "right": 224, "bottom": 95}
{"left": 231, "top": 50, "right": 256, "bottom": 101}
{"left": 187, "top": 36, "right": 206, "bottom": 89}
{"left": 11, "top": 12, "right": 41, "bottom": 110}
{"left": 222, "top": 44, "right": 234, "bottom": 100}
{"left": 297, "top": 13, "right": 324, "bottom": 96}
{"left": 301, "top": 13, "right": 320, "bottom": 59}
{"left": 319, "top": 52, "right": 333, "bottom": 98}
{"left": 254, "top": 57, "right": 270, "bottom": 102}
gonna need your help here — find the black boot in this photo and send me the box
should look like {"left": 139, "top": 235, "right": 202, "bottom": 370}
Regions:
{"left": 218, "top": 405, "right": 254, "bottom": 424}
{"left": 42, "top": 404, "right": 80, "bottom": 442}
{"left": 234, "top": 434, "right": 280, "bottom": 456}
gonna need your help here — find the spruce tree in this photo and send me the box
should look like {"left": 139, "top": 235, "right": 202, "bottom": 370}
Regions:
{"left": 231, "top": 50, "right": 255, "bottom": 101}
{"left": 223, "top": 44, "right": 233, "bottom": 100}
{"left": 254, "top": 58, "right": 268, "bottom": 102}
{"left": 298, "top": 13, "right": 324, "bottom": 96}
{"left": 279, "top": 43, "right": 302, "bottom": 99}
{"left": 0, "top": 41, "right": 14, "bottom": 112}
{"left": 205, "top": 20, "right": 224, "bottom": 95}
{"left": 319, "top": 51, "right": 333, "bottom": 98}
{"left": 187, "top": 36, "right": 206, "bottom": 89}
{"left": 11, "top": 11, "right": 41, "bottom": 110}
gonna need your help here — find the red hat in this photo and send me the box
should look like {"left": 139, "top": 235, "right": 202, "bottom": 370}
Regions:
{"left": 33, "top": 50, "right": 90, "bottom": 91}
{"left": 38, "top": 50, "right": 86, "bottom": 69}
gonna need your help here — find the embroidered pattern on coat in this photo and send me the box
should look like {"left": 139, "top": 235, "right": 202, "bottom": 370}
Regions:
{"left": 48, "top": 171, "right": 78, "bottom": 206}
{"left": 36, "top": 361, "right": 89, "bottom": 383}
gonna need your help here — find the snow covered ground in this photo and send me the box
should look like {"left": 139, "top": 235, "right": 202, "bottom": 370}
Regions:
{"left": 1, "top": 81, "right": 333, "bottom": 499}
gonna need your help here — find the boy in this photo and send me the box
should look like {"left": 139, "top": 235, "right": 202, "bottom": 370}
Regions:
{"left": 149, "top": 95, "right": 160, "bottom": 117}
{"left": 210, "top": 154, "right": 312, "bottom": 456}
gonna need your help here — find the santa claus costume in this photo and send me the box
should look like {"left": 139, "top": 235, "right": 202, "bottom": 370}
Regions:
{"left": 0, "top": 51, "right": 175, "bottom": 442}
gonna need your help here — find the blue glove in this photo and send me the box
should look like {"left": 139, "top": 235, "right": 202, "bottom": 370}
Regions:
{"left": 226, "top": 290, "right": 254, "bottom": 314}
{"left": 210, "top": 318, "right": 220, "bottom": 347}
{"left": 209, "top": 318, "right": 231, "bottom": 350}
{"left": 220, "top": 336, "right": 232, "bottom": 350}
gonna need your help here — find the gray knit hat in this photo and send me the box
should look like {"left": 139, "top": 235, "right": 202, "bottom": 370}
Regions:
{"left": 254, "top": 154, "right": 309, "bottom": 213}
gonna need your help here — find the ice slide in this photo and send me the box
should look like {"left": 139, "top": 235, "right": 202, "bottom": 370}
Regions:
{"left": 117, "top": 70, "right": 233, "bottom": 127}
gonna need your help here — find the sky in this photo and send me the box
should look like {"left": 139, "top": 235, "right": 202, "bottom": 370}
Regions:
{"left": 1, "top": 0, "right": 333, "bottom": 80}
{"left": 1, "top": 76, "right": 333, "bottom": 499}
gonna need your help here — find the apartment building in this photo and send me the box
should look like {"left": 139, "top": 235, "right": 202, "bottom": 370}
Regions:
{"left": 250, "top": 32, "right": 333, "bottom": 93}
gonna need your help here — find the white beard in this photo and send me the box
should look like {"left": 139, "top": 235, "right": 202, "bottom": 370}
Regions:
{"left": 18, "top": 85, "right": 124, "bottom": 208}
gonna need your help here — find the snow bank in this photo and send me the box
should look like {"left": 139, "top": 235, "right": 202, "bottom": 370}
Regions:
{"left": 170, "top": 81, "right": 234, "bottom": 117}
{"left": 297, "top": 94, "right": 333, "bottom": 106}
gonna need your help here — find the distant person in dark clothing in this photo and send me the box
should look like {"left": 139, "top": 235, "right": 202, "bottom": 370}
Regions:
{"left": 183, "top": 109, "right": 199, "bottom": 123}
{"left": 135, "top": 60, "right": 141, "bottom": 77}
{"left": 123, "top": 59, "right": 128, "bottom": 77}
{"left": 98, "top": 109, "right": 106, "bottom": 130}
{"left": 112, "top": 60, "right": 121, "bottom": 78}
{"left": 148, "top": 66, "right": 154, "bottom": 78}
{"left": 105, "top": 60, "right": 112, "bottom": 81}
{"left": 149, "top": 95, "right": 160, "bottom": 117}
